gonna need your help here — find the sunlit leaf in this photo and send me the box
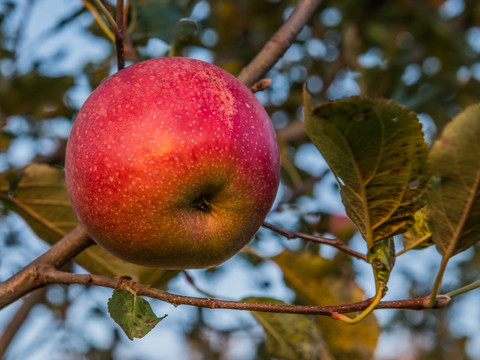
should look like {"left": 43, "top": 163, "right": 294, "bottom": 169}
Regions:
{"left": 400, "top": 206, "right": 433, "bottom": 254}
{"left": 108, "top": 289, "right": 166, "bottom": 340}
{"left": 304, "top": 92, "right": 428, "bottom": 248}
{"left": 0, "top": 163, "right": 78, "bottom": 240}
{"left": 428, "top": 104, "right": 480, "bottom": 257}
{"left": 0, "top": 163, "right": 176, "bottom": 285}
{"left": 244, "top": 297, "right": 329, "bottom": 360}
{"left": 272, "top": 251, "right": 380, "bottom": 359}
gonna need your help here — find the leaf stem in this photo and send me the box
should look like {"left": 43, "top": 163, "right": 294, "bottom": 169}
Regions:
{"left": 444, "top": 280, "right": 480, "bottom": 298}
{"left": 429, "top": 256, "right": 450, "bottom": 307}
{"left": 83, "top": 0, "right": 115, "bottom": 41}
{"left": 115, "top": 0, "right": 125, "bottom": 70}
{"left": 91, "top": 0, "right": 117, "bottom": 30}
{"left": 331, "top": 284, "right": 384, "bottom": 324}
{"left": 89, "top": 0, "right": 124, "bottom": 70}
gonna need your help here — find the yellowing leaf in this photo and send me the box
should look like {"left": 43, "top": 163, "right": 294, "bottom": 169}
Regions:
{"left": 428, "top": 104, "right": 480, "bottom": 257}
{"left": 0, "top": 163, "right": 78, "bottom": 240}
{"left": 0, "top": 163, "right": 176, "bottom": 285}
{"left": 244, "top": 297, "right": 332, "bottom": 360}
{"left": 272, "top": 251, "right": 380, "bottom": 360}
{"left": 400, "top": 206, "right": 433, "bottom": 255}
{"left": 304, "top": 93, "right": 428, "bottom": 249}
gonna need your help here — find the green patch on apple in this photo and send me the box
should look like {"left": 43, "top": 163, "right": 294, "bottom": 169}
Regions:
{"left": 65, "top": 57, "right": 281, "bottom": 269}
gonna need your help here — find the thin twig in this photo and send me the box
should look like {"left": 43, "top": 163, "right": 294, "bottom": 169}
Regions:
{"left": 83, "top": 0, "right": 115, "bottom": 41}
{"left": 0, "top": 225, "right": 452, "bottom": 317}
{"left": 115, "top": 0, "right": 125, "bottom": 70}
{"left": 38, "top": 266, "right": 450, "bottom": 315}
{"left": 262, "top": 222, "right": 367, "bottom": 262}
{"left": 91, "top": 0, "right": 116, "bottom": 29}
{"left": 249, "top": 79, "right": 272, "bottom": 93}
{"left": 182, "top": 271, "right": 215, "bottom": 298}
{"left": 237, "top": 0, "right": 323, "bottom": 87}
{"left": 445, "top": 280, "right": 480, "bottom": 298}
{"left": 122, "top": 1, "right": 140, "bottom": 63}
{"left": 0, "top": 288, "right": 46, "bottom": 359}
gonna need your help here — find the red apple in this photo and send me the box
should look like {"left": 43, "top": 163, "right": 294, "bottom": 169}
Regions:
{"left": 65, "top": 57, "right": 280, "bottom": 269}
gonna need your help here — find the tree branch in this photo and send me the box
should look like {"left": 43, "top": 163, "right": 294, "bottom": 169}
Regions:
{"left": 249, "top": 79, "right": 272, "bottom": 93}
{"left": 37, "top": 266, "right": 450, "bottom": 316}
{"left": 262, "top": 222, "right": 368, "bottom": 262}
{"left": 0, "top": 226, "right": 93, "bottom": 310}
{"left": 0, "top": 288, "right": 46, "bottom": 359}
{"left": 237, "top": 0, "right": 323, "bottom": 87}
{"left": 0, "top": 223, "right": 452, "bottom": 320}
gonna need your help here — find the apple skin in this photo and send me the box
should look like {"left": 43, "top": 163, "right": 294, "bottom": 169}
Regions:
{"left": 65, "top": 57, "right": 280, "bottom": 269}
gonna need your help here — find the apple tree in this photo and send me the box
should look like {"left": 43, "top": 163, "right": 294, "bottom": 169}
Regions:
{"left": 1, "top": 0, "right": 480, "bottom": 359}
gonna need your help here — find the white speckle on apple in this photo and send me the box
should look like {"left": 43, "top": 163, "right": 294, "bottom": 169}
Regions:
{"left": 65, "top": 57, "right": 280, "bottom": 269}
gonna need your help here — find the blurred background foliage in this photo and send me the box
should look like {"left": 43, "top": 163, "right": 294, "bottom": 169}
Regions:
{"left": 1, "top": 0, "right": 480, "bottom": 359}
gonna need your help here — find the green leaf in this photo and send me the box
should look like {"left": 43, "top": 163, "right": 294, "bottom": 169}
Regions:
{"left": 171, "top": 19, "right": 198, "bottom": 47}
{"left": 272, "top": 251, "right": 380, "bottom": 360}
{"left": 400, "top": 206, "right": 433, "bottom": 254}
{"left": 108, "top": 289, "right": 166, "bottom": 340}
{"left": 0, "top": 72, "right": 74, "bottom": 119}
{"left": 366, "top": 237, "right": 395, "bottom": 288}
{"left": 304, "top": 92, "right": 428, "bottom": 248}
{"left": 428, "top": 104, "right": 480, "bottom": 257}
{"left": 0, "top": 163, "right": 78, "bottom": 240}
{"left": 130, "top": 0, "right": 184, "bottom": 43}
{"left": 244, "top": 297, "right": 329, "bottom": 360}
{"left": 0, "top": 163, "right": 177, "bottom": 285}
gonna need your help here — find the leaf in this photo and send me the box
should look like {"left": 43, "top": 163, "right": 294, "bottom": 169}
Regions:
{"left": 0, "top": 72, "right": 74, "bottom": 119}
{"left": 0, "top": 131, "right": 14, "bottom": 151}
{"left": 400, "top": 206, "right": 433, "bottom": 254}
{"left": 130, "top": 0, "right": 184, "bottom": 43}
{"left": 272, "top": 251, "right": 380, "bottom": 360}
{"left": 0, "top": 163, "right": 78, "bottom": 240}
{"left": 244, "top": 297, "right": 330, "bottom": 360}
{"left": 427, "top": 104, "right": 480, "bottom": 257}
{"left": 304, "top": 91, "right": 428, "bottom": 248}
{"left": 171, "top": 19, "right": 198, "bottom": 48}
{"left": 366, "top": 237, "right": 395, "bottom": 288}
{"left": 108, "top": 289, "right": 166, "bottom": 340}
{"left": 0, "top": 163, "right": 177, "bottom": 285}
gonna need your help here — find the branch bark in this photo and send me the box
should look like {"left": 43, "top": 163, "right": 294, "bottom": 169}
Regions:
{"left": 237, "top": 0, "right": 323, "bottom": 87}
{"left": 0, "top": 288, "right": 46, "bottom": 359}
{"left": 0, "top": 226, "right": 93, "bottom": 310}
{"left": 38, "top": 266, "right": 452, "bottom": 316}
{"left": 0, "top": 225, "right": 451, "bottom": 317}
{"left": 262, "top": 222, "right": 368, "bottom": 262}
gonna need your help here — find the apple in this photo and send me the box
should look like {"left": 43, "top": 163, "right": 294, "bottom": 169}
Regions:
{"left": 65, "top": 57, "right": 280, "bottom": 269}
